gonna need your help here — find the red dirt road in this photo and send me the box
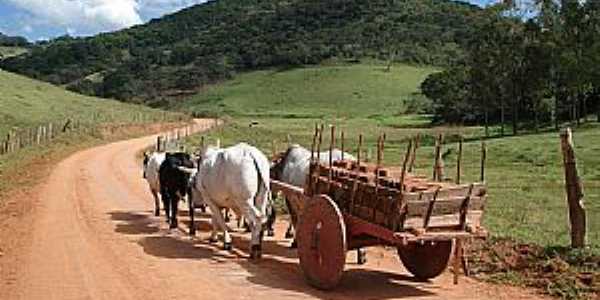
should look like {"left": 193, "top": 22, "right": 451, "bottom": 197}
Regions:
{"left": 0, "top": 120, "right": 549, "bottom": 300}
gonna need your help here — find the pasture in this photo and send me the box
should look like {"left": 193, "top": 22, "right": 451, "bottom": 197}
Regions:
{"left": 180, "top": 63, "right": 600, "bottom": 252}
{"left": 0, "top": 70, "right": 177, "bottom": 138}
{"left": 0, "top": 46, "right": 27, "bottom": 59}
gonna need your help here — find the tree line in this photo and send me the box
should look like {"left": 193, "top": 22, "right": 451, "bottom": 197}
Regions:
{"left": 421, "top": 0, "right": 600, "bottom": 135}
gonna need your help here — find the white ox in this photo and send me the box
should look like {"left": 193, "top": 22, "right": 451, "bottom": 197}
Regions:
{"left": 190, "top": 143, "right": 272, "bottom": 259}
{"left": 143, "top": 152, "right": 166, "bottom": 216}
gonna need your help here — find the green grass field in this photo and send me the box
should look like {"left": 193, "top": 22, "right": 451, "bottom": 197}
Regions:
{"left": 180, "top": 63, "right": 599, "bottom": 252}
{"left": 0, "top": 70, "right": 177, "bottom": 138}
{"left": 0, "top": 46, "right": 27, "bottom": 59}
{"left": 174, "top": 63, "right": 436, "bottom": 118}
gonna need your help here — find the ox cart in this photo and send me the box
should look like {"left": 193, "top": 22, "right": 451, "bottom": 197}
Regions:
{"left": 270, "top": 129, "right": 488, "bottom": 290}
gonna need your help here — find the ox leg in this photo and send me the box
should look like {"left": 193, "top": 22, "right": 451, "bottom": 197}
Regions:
{"left": 169, "top": 194, "right": 180, "bottom": 229}
{"left": 357, "top": 248, "right": 367, "bottom": 265}
{"left": 285, "top": 224, "right": 294, "bottom": 239}
{"left": 206, "top": 202, "right": 232, "bottom": 250}
{"left": 265, "top": 206, "right": 276, "bottom": 237}
{"left": 244, "top": 203, "right": 263, "bottom": 260}
{"left": 189, "top": 197, "right": 195, "bottom": 236}
{"left": 223, "top": 208, "right": 231, "bottom": 223}
{"left": 152, "top": 190, "right": 161, "bottom": 216}
{"left": 161, "top": 190, "right": 171, "bottom": 224}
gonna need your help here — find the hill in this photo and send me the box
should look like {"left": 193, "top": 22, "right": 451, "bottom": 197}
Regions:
{"left": 175, "top": 62, "right": 437, "bottom": 118}
{"left": 0, "top": 69, "right": 176, "bottom": 138}
{"left": 0, "top": 0, "right": 480, "bottom": 105}
{"left": 0, "top": 46, "right": 27, "bottom": 60}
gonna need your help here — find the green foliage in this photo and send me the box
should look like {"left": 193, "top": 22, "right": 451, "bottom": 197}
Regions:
{"left": 0, "top": 0, "right": 481, "bottom": 104}
{"left": 421, "top": 1, "right": 600, "bottom": 130}
{"left": 0, "top": 33, "right": 30, "bottom": 48}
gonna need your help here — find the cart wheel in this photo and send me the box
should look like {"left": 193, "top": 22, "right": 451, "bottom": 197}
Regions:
{"left": 397, "top": 240, "right": 453, "bottom": 280}
{"left": 297, "top": 194, "right": 347, "bottom": 290}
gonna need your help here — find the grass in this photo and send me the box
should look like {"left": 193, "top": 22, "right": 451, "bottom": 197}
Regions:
{"left": 0, "top": 46, "right": 27, "bottom": 59}
{"left": 0, "top": 69, "right": 179, "bottom": 138}
{"left": 174, "top": 63, "right": 437, "bottom": 118}
{"left": 0, "top": 69, "right": 187, "bottom": 194}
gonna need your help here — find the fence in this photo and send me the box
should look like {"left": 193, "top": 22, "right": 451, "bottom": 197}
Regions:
{"left": 0, "top": 111, "right": 187, "bottom": 157}
{"left": 155, "top": 118, "right": 221, "bottom": 153}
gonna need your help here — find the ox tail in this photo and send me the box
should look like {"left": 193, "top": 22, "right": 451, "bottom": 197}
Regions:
{"left": 248, "top": 151, "right": 271, "bottom": 225}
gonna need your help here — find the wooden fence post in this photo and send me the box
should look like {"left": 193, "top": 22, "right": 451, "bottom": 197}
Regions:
{"left": 560, "top": 128, "right": 587, "bottom": 248}
{"left": 480, "top": 139, "right": 487, "bottom": 182}
{"left": 433, "top": 134, "right": 444, "bottom": 181}
{"left": 456, "top": 136, "right": 463, "bottom": 184}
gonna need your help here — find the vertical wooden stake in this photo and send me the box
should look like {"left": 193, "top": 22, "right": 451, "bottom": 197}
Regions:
{"left": 456, "top": 136, "right": 463, "bottom": 184}
{"left": 340, "top": 131, "right": 345, "bottom": 161}
{"left": 408, "top": 134, "right": 420, "bottom": 173}
{"left": 480, "top": 139, "right": 487, "bottom": 182}
{"left": 560, "top": 128, "right": 586, "bottom": 248}
{"left": 328, "top": 125, "right": 336, "bottom": 194}
{"left": 305, "top": 125, "right": 319, "bottom": 195}
{"left": 314, "top": 124, "right": 324, "bottom": 194}
{"left": 356, "top": 134, "right": 363, "bottom": 168}
{"left": 372, "top": 135, "right": 382, "bottom": 222}
{"left": 393, "top": 140, "right": 412, "bottom": 230}
{"left": 433, "top": 134, "right": 443, "bottom": 181}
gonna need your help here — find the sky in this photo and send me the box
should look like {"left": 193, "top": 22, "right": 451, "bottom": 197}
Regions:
{"left": 0, "top": 0, "right": 500, "bottom": 41}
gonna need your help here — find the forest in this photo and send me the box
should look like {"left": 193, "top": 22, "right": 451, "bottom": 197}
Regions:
{"left": 421, "top": 0, "right": 600, "bottom": 134}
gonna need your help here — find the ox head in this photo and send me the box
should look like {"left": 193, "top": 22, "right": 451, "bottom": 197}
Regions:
{"left": 270, "top": 145, "right": 299, "bottom": 180}
{"left": 166, "top": 152, "right": 196, "bottom": 169}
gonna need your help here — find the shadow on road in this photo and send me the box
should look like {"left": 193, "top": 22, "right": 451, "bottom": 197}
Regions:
{"left": 108, "top": 210, "right": 436, "bottom": 299}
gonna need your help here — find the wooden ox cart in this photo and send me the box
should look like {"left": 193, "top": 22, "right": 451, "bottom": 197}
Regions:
{"left": 270, "top": 128, "right": 488, "bottom": 290}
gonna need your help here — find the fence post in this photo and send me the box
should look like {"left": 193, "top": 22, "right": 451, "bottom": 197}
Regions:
{"left": 560, "top": 128, "right": 587, "bottom": 248}
{"left": 433, "top": 134, "right": 444, "bottom": 181}
{"left": 480, "top": 139, "right": 487, "bottom": 182}
{"left": 456, "top": 136, "right": 463, "bottom": 184}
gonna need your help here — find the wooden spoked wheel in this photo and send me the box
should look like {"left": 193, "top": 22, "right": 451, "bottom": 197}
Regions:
{"left": 297, "top": 195, "right": 347, "bottom": 290}
{"left": 397, "top": 240, "right": 453, "bottom": 280}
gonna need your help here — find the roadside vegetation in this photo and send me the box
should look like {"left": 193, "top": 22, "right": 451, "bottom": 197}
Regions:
{"left": 0, "top": 69, "right": 187, "bottom": 195}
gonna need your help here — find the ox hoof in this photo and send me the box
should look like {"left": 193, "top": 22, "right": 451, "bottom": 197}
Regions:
{"left": 208, "top": 237, "right": 218, "bottom": 244}
{"left": 169, "top": 221, "right": 178, "bottom": 229}
{"left": 357, "top": 251, "right": 367, "bottom": 265}
{"left": 250, "top": 245, "right": 262, "bottom": 260}
{"left": 267, "top": 229, "right": 275, "bottom": 237}
{"left": 189, "top": 227, "right": 196, "bottom": 236}
{"left": 154, "top": 210, "right": 160, "bottom": 217}
{"left": 223, "top": 242, "right": 232, "bottom": 251}
{"left": 285, "top": 231, "right": 294, "bottom": 239}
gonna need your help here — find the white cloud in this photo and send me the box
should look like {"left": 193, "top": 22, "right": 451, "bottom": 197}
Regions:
{"left": 5, "top": 0, "right": 143, "bottom": 34}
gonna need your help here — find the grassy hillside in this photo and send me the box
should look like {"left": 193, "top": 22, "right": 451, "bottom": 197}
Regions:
{"left": 180, "top": 63, "right": 599, "bottom": 252}
{"left": 0, "top": 69, "right": 179, "bottom": 138}
{"left": 0, "top": 0, "right": 480, "bottom": 104}
{"left": 0, "top": 47, "right": 27, "bottom": 59}
{"left": 175, "top": 63, "right": 436, "bottom": 118}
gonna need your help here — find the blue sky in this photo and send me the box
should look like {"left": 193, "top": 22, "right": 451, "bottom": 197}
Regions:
{"left": 0, "top": 0, "right": 500, "bottom": 41}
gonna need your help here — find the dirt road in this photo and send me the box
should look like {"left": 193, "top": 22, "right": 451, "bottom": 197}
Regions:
{"left": 0, "top": 120, "right": 548, "bottom": 300}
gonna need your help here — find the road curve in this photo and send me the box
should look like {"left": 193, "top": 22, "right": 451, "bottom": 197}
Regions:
{"left": 0, "top": 120, "right": 547, "bottom": 300}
